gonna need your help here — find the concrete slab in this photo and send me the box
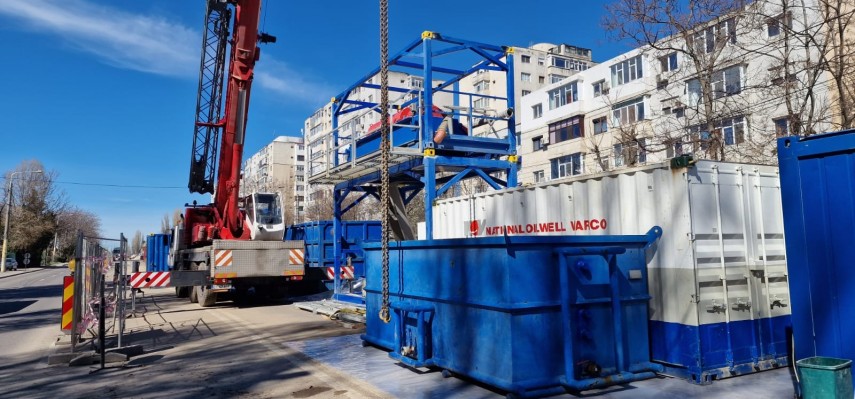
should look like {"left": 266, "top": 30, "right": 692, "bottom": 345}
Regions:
{"left": 286, "top": 334, "right": 799, "bottom": 399}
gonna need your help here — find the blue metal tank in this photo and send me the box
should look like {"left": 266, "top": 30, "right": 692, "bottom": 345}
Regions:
{"left": 145, "top": 234, "right": 172, "bottom": 272}
{"left": 361, "top": 227, "right": 663, "bottom": 397}
{"left": 778, "top": 129, "right": 855, "bottom": 387}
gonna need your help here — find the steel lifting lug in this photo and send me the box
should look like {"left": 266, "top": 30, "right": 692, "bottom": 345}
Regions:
{"left": 731, "top": 297, "right": 751, "bottom": 311}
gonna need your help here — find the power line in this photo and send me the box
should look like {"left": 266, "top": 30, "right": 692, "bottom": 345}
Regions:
{"left": 0, "top": 177, "right": 184, "bottom": 189}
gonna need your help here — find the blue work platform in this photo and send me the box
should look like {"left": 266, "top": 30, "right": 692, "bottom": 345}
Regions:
{"left": 778, "top": 129, "right": 855, "bottom": 389}
{"left": 307, "top": 32, "right": 520, "bottom": 303}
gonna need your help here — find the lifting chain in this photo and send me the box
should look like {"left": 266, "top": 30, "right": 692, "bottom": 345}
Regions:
{"left": 378, "top": 0, "right": 392, "bottom": 324}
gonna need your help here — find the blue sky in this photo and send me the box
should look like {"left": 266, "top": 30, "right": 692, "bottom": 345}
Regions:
{"left": 0, "top": 0, "right": 631, "bottom": 241}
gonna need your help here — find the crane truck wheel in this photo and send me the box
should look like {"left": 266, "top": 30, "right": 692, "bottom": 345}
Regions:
{"left": 195, "top": 285, "right": 217, "bottom": 307}
{"left": 175, "top": 286, "right": 191, "bottom": 298}
{"left": 189, "top": 285, "right": 199, "bottom": 303}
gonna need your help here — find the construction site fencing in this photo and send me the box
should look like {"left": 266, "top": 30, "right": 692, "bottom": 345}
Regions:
{"left": 69, "top": 232, "right": 130, "bottom": 366}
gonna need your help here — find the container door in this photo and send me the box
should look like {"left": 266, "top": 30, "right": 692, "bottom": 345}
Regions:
{"left": 746, "top": 168, "right": 791, "bottom": 360}
{"left": 688, "top": 165, "right": 756, "bottom": 370}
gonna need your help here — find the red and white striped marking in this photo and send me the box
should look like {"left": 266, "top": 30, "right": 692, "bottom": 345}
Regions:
{"left": 130, "top": 272, "right": 171, "bottom": 288}
{"left": 288, "top": 249, "right": 304, "bottom": 265}
{"left": 214, "top": 250, "right": 233, "bottom": 267}
{"left": 325, "top": 266, "right": 355, "bottom": 280}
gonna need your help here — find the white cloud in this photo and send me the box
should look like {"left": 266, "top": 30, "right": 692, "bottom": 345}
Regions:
{"left": 254, "top": 58, "right": 336, "bottom": 105}
{"left": 0, "top": 0, "right": 197, "bottom": 77}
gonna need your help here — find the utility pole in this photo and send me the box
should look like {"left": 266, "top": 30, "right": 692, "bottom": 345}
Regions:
{"left": 1, "top": 170, "right": 42, "bottom": 272}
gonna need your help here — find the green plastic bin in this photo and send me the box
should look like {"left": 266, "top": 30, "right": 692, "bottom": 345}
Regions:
{"left": 797, "top": 357, "right": 854, "bottom": 399}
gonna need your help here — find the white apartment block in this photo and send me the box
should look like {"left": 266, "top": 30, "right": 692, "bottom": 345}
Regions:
{"left": 518, "top": 1, "right": 831, "bottom": 185}
{"left": 457, "top": 43, "right": 594, "bottom": 140}
{"left": 241, "top": 136, "right": 306, "bottom": 223}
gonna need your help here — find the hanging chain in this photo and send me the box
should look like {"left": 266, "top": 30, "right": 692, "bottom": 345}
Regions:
{"left": 378, "top": 0, "right": 392, "bottom": 324}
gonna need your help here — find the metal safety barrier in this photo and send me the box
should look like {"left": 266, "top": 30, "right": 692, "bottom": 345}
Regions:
{"left": 68, "top": 232, "right": 130, "bottom": 369}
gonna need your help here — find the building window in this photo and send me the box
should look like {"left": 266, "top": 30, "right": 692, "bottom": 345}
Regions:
{"left": 532, "top": 136, "right": 544, "bottom": 151}
{"left": 768, "top": 13, "right": 791, "bottom": 37}
{"left": 539, "top": 76, "right": 545, "bottom": 84}
{"left": 774, "top": 117, "right": 790, "bottom": 137}
{"left": 296, "top": 185, "right": 305, "bottom": 191}
{"left": 687, "top": 65, "right": 743, "bottom": 105}
{"left": 688, "top": 116, "right": 746, "bottom": 147}
{"left": 521, "top": 55, "right": 531, "bottom": 63}
{"left": 297, "top": 155, "right": 305, "bottom": 162}
{"left": 548, "top": 82, "right": 578, "bottom": 110}
{"left": 537, "top": 57, "right": 545, "bottom": 66}
{"left": 666, "top": 138, "right": 684, "bottom": 158}
{"left": 474, "top": 97, "right": 490, "bottom": 109}
{"left": 660, "top": 52, "right": 678, "bottom": 72}
{"left": 521, "top": 72, "right": 531, "bottom": 82}
{"left": 549, "top": 74, "right": 567, "bottom": 84}
{"left": 548, "top": 116, "right": 584, "bottom": 144}
{"left": 638, "top": 138, "right": 648, "bottom": 163}
{"left": 532, "top": 103, "right": 543, "bottom": 119}
{"left": 296, "top": 196, "right": 304, "bottom": 202}
{"left": 592, "top": 117, "right": 608, "bottom": 134}
{"left": 612, "top": 97, "right": 645, "bottom": 127}
{"left": 410, "top": 77, "right": 424, "bottom": 89}
{"left": 533, "top": 170, "right": 545, "bottom": 183}
{"left": 592, "top": 80, "right": 607, "bottom": 97}
{"left": 551, "top": 57, "right": 588, "bottom": 71}
{"left": 522, "top": 90, "right": 531, "bottom": 96}
{"left": 614, "top": 143, "right": 625, "bottom": 167}
{"left": 474, "top": 80, "right": 490, "bottom": 92}
{"left": 610, "top": 55, "right": 643, "bottom": 86}
{"left": 550, "top": 153, "right": 583, "bottom": 179}
{"left": 691, "top": 17, "right": 737, "bottom": 54}
{"left": 296, "top": 175, "right": 304, "bottom": 182}
{"left": 297, "top": 165, "right": 304, "bottom": 172}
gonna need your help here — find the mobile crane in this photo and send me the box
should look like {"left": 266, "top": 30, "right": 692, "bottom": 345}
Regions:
{"left": 169, "top": 0, "right": 305, "bottom": 307}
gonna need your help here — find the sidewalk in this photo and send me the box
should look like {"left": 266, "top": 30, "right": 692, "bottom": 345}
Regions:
{"left": 34, "top": 289, "right": 387, "bottom": 399}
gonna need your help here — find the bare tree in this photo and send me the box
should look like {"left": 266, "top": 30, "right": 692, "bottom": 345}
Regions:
{"left": 747, "top": 0, "right": 855, "bottom": 134}
{"left": 304, "top": 187, "right": 335, "bottom": 221}
{"left": 603, "top": 0, "right": 772, "bottom": 162}
{"left": 2, "top": 160, "right": 70, "bottom": 265}
{"left": 160, "top": 213, "right": 171, "bottom": 234}
{"left": 54, "top": 207, "right": 101, "bottom": 260}
{"left": 131, "top": 230, "right": 144, "bottom": 255}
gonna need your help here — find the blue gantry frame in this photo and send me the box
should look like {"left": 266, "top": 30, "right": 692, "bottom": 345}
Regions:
{"left": 327, "top": 32, "right": 519, "bottom": 302}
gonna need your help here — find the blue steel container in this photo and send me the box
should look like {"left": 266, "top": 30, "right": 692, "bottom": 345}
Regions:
{"left": 284, "top": 220, "right": 381, "bottom": 280}
{"left": 362, "top": 227, "right": 663, "bottom": 397}
{"left": 778, "top": 130, "right": 855, "bottom": 388}
{"left": 145, "top": 234, "right": 172, "bottom": 272}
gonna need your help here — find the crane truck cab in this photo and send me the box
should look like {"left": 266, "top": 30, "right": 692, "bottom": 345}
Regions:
{"left": 243, "top": 192, "right": 285, "bottom": 241}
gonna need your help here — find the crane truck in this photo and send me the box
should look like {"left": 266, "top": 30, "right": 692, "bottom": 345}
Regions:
{"left": 168, "top": 0, "right": 304, "bottom": 307}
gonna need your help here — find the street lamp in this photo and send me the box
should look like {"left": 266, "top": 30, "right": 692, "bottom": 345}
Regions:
{"left": 1, "top": 170, "right": 43, "bottom": 272}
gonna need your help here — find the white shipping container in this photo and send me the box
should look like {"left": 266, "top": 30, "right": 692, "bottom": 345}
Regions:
{"left": 431, "top": 160, "right": 792, "bottom": 382}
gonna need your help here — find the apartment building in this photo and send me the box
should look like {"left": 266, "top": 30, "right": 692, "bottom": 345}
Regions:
{"left": 457, "top": 43, "right": 594, "bottom": 140}
{"left": 518, "top": 1, "right": 832, "bottom": 185}
{"left": 241, "top": 136, "right": 306, "bottom": 224}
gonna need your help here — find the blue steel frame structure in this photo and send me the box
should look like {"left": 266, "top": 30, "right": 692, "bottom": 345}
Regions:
{"left": 312, "top": 32, "right": 519, "bottom": 302}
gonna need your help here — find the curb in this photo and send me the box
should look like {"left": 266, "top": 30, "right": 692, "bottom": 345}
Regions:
{"left": 0, "top": 267, "right": 51, "bottom": 280}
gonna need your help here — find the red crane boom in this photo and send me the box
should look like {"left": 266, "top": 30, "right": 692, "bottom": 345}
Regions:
{"left": 186, "top": 0, "right": 275, "bottom": 246}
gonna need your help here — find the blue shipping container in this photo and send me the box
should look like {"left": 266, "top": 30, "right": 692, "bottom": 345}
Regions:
{"left": 778, "top": 130, "right": 855, "bottom": 387}
{"left": 145, "top": 234, "right": 172, "bottom": 272}
{"left": 284, "top": 220, "right": 381, "bottom": 280}
{"left": 362, "top": 227, "right": 664, "bottom": 397}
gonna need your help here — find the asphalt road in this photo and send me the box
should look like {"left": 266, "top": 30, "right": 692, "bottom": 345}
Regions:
{"left": 0, "top": 266, "right": 68, "bottom": 371}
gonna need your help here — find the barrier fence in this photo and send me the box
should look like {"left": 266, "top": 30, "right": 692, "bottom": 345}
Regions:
{"left": 68, "top": 232, "right": 129, "bottom": 368}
